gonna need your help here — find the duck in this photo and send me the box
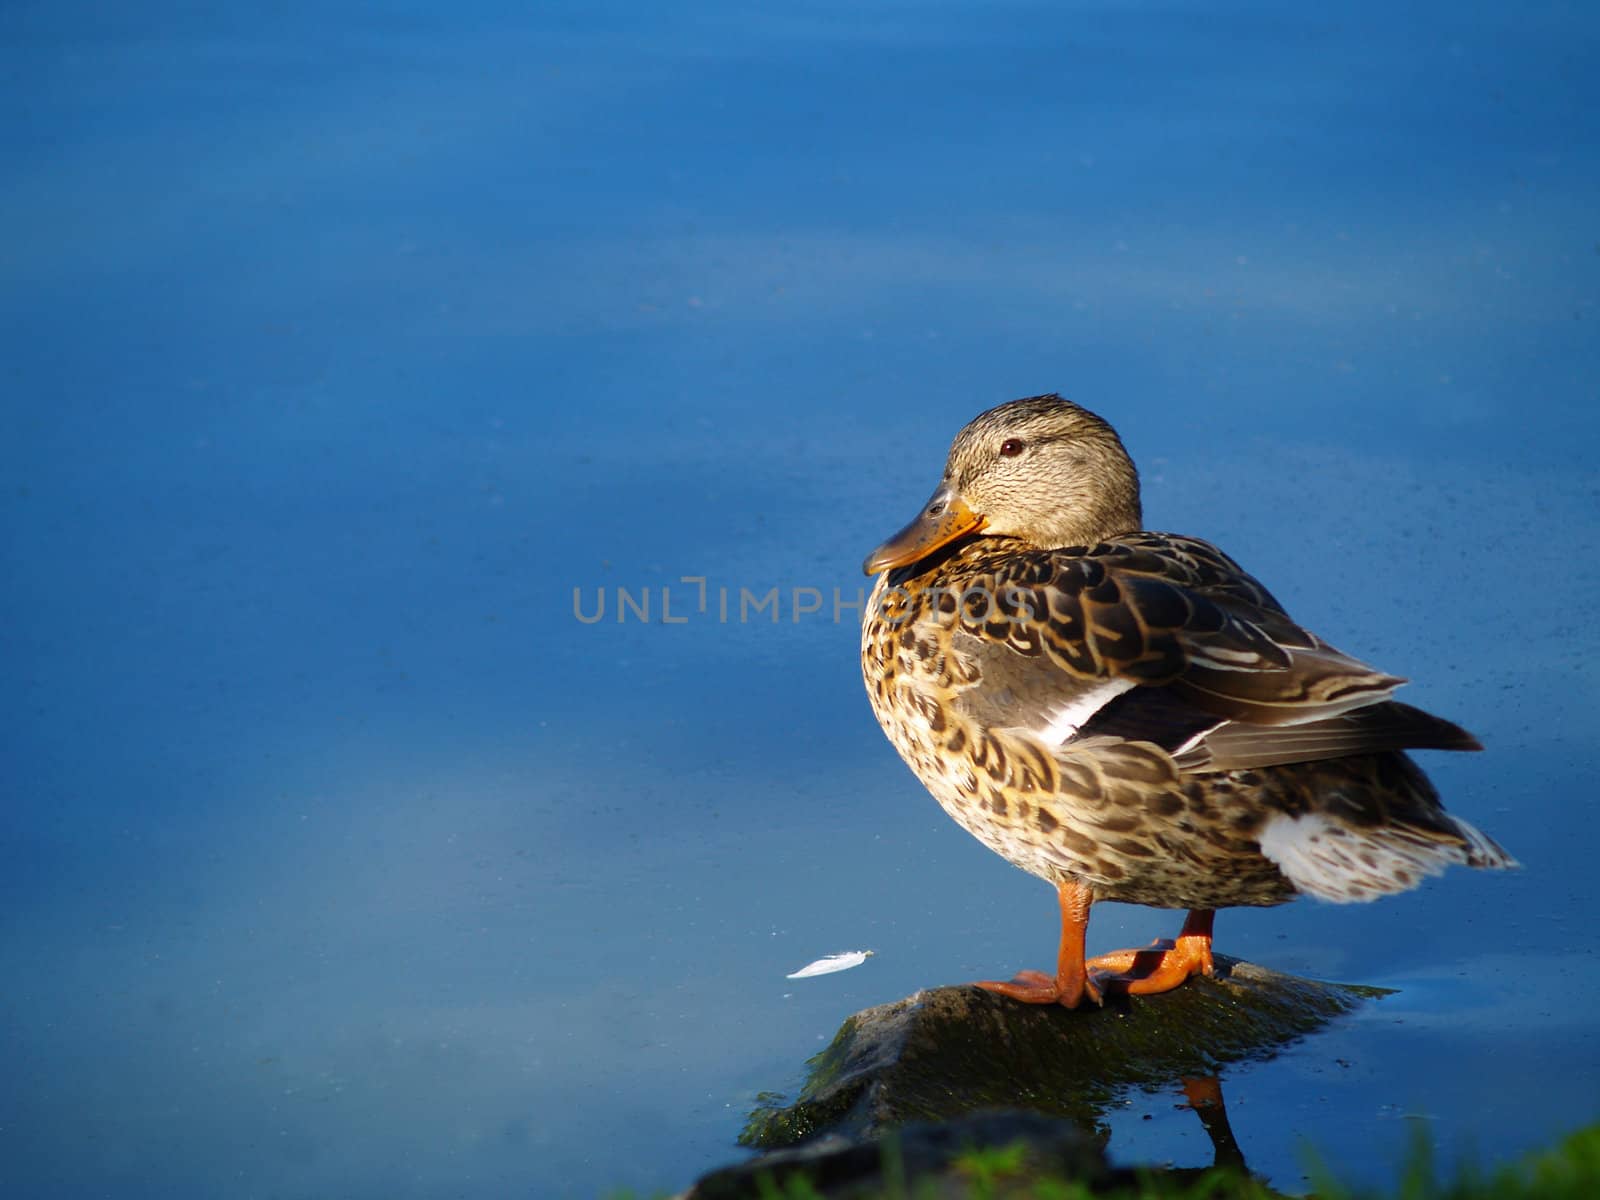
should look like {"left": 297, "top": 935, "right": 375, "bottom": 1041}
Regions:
{"left": 859, "top": 394, "right": 1515, "bottom": 1009}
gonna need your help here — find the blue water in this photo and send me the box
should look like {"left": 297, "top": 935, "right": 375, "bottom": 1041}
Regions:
{"left": 4, "top": 2, "right": 1598, "bottom": 1196}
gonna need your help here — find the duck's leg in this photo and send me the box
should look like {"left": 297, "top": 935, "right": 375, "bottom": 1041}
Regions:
{"left": 1085, "top": 908, "right": 1215, "bottom": 996}
{"left": 974, "top": 879, "right": 1102, "bottom": 1008}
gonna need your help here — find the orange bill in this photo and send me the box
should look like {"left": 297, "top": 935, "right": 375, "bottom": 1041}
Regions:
{"left": 862, "top": 485, "right": 986, "bottom": 574}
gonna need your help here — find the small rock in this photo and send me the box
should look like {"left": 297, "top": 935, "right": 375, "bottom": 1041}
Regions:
{"left": 682, "top": 957, "right": 1386, "bottom": 1197}
{"left": 741, "top": 956, "right": 1386, "bottom": 1146}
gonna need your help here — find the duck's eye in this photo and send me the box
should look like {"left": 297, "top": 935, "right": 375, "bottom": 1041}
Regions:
{"left": 999, "top": 438, "right": 1025, "bottom": 458}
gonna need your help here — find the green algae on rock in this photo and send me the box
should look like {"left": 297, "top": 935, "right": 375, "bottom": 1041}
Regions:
{"left": 742, "top": 957, "right": 1389, "bottom": 1148}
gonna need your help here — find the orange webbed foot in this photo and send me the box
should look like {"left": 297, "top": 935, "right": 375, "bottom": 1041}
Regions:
{"left": 1085, "top": 921, "right": 1215, "bottom": 998}
{"left": 974, "top": 968, "right": 1103, "bottom": 1009}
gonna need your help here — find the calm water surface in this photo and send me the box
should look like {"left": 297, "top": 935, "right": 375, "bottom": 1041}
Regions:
{"left": 4, "top": 2, "right": 1598, "bottom": 1196}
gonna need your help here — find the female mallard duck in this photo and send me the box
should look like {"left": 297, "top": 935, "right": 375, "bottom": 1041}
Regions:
{"left": 861, "top": 394, "right": 1514, "bottom": 1009}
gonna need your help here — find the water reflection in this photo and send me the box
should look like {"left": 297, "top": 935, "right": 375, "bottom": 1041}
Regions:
{"left": 1181, "top": 1076, "right": 1248, "bottom": 1173}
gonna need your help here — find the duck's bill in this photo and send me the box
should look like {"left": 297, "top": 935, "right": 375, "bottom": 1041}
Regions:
{"left": 862, "top": 486, "right": 986, "bottom": 574}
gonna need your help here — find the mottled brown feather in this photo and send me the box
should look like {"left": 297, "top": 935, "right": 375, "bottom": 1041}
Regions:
{"left": 861, "top": 394, "right": 1514, "bottom": 914}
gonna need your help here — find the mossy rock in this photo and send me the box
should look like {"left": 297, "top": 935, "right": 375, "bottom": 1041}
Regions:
{"left": 742, "top": 956, "right": 1388, "bottom": 1148}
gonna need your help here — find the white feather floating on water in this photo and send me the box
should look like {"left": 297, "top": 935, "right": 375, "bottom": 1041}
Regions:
{"left": 786, "top": 950, "right": 875, "bottom": 979}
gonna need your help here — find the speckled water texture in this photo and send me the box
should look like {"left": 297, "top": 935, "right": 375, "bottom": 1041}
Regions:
{"left": 3, "top": 2, "right": 1597, "bottom": 1197}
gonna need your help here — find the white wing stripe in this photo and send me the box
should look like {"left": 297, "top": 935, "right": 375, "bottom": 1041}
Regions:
{"left": 1027, "top": 679, "right": 1136, "bottom": 746}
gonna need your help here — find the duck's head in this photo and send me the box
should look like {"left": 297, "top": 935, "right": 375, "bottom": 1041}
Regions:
{"left": 863, "top": 394, "right": 1142, "bottom": 574}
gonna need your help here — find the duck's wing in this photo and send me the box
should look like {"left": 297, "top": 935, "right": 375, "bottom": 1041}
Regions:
{"left": 944, "top": 534, "right": 1479, "bottom": 769}
{"left": 1084, "top": 690, "right": 1479, "bottom": 772}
